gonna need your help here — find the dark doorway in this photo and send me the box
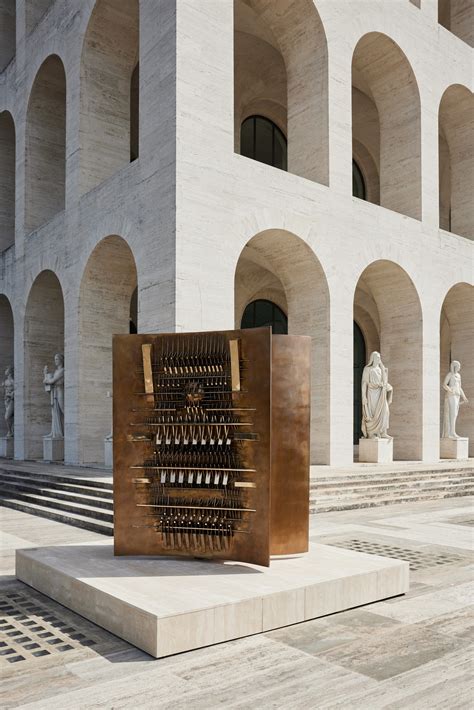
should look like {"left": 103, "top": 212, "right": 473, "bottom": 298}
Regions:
{"left": 353, "top": 321, "right": 366, "bottom": 444}
{"left": 241, "top": 299, "right": 288, "bottom": 334}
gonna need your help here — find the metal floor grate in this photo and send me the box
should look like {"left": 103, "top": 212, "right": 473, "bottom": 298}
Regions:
{"left": 0, "top": 584, "right": 125, "bottom": 666}
{"left": 326, "top": 539, "right": 466, "bottom": 571}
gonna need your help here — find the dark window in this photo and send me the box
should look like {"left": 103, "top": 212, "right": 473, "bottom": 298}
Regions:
{"left": 130, "top": 63, "right": 139, "bottom": 162}
{"left": 353, "top": 321, "right": 366, "bottom": 444}
{"left": 352, "top": 159, "right": 366, "bottom": 200}
{"left": 241, "top": 299, "right": 288, "bottom": 335}
{"left": 240, "top": 116, "right": 287, "bottom": 171}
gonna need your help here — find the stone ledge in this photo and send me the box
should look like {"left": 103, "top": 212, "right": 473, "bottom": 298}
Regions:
{"left": 16, "top": 541, "right": 409, "bottom": 658}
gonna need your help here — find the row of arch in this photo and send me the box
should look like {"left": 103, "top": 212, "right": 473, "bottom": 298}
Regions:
{"left": 1, "top": 231, "right": 472, "bottom": 465}
{"left": 1, "top": 0, "right": 473, "bottom": 252}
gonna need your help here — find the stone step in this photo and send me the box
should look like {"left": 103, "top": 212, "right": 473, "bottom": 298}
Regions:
{"left": 0, "top": 489, "right": 114, "bottom": 523}
{"left": 310, "top": 488, "right": 472, "bottom": 513}
{"left": 312, "top": 480, "right": 473, "bottom": 504}
{"left": 0, "top": 470, "right": 113, "bottom": 499}
{"left": 312, "top": 476, "right": 474, "bottom": 495}
{"left": 0, "top": 498, "right": 113, "bottom": 536}
{"left": 0, "top": 479, "right": 113, "bottom": 510}
{"left": 311, "top": 468, "right": 474, "bottom": 487}
{"left": 0, "top": 466, "right": 113, "bottom": 490}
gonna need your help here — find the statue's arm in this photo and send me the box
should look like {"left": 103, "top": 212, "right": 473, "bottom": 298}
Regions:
{"left": 361, "top": 370, "right": 368, "bottom": 404}
{"left": 47, "top": 367, "right": 64, "bottom": 385}
{"left": 442, "top": 373, "right": 452, "bottom": 393}
{"left": 460, "top": 387, "right": 468, "bottom": 402}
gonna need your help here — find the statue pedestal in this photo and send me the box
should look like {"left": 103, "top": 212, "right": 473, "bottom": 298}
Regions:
{"left": 0, "top": 436, "right": 14, "bottom": 458}
{"left": 43, "top": 436, "right": 64, "bottom": 463}
{"left": 359, "top": 437, "right": 393, "bottom": 464}
{"left": 104, "top": 438, "right": 113, "bottom": 469}
{"left": 440, "top": 437, "right": 469, "bottom": 460}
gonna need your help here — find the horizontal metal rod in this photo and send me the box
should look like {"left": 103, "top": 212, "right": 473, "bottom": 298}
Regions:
{"left": 137, "top": 504, "right": 255, "bottom": 512}
{"left": 131, "top": 466, "right": 257, "bottom": 472}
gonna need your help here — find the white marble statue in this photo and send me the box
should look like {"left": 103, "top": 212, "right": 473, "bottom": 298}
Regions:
{"left": 442, "top": 360, "right": 468, "bottom": 439}
{"left": 2, "top": 366, "right": 14, "bottom": 438}
{"left": 361, "top": 351, "right": 393, "bottom": 439}
{"left": 43, "top": 353, "right": 65, "bottom": 438}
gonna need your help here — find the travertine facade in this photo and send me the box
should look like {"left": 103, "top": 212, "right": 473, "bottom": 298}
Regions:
{"left": 0, "top": 0, "right": 473, "bottom": 466}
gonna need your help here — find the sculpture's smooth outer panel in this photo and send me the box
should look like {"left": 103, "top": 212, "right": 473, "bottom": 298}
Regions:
{"left": 113, "top": 328, "right": 272, "bottom": 567}
{"left": 270, "top": 335, "right": 311, "bottom": 555}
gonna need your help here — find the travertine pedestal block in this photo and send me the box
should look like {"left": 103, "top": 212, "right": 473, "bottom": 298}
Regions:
{"left": 359, "top": 437, "right": 393, "bottom": 463}
{"left": 43, "top": 436, "right": 64, "bottom": 462}
{"left": 0, "top": 437, "right": 14, "bottom": 458}
{"left": 104, "top": 438, "right": 113, "bottom": 468}
{"left": 440, "top": 437, "right": 469, "bottom": 460}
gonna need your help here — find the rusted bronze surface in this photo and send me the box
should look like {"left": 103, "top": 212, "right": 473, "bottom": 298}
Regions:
{"left": 270, "top": 335, "right": 311, "bottom": 555}
{"left": 113, "top": 328, "right": 310, "bottom": 567}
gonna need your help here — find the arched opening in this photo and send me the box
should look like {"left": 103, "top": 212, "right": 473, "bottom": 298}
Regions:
{"left": 354, "top": 261, "right": 423, "bottom": 461}
{"left": 79, "top": 236, "right": 137, "bottom": 464}
{"left": 440, "top": 283, "right": 474, "bottom": 454}
{"left": 235, "top": 230, "right": 330, "bottom": 463}
{"left": 0, "top": 111, "right": 15, "bottom": 251}
{"left": 0, "top": 294, "right": 14, "bottom": 438}
{"left": 25, "top": 0, "right": 54, "bottom": 33}
{"left": 240, "top": 116, "right": 287, "bottom": 171}
{"left": 352, "top": 159, "right": 366, "bottom": 201}
{"left": 0, "top": 1, "right": 15, "bottom": 71}
{"left": 353, "top": 321, "right": 366, "bottom": 444}
{"left": 352, "top": 33, "right": 421, "bottom": 219}
{"left": 25, "top": 55, "right": 66, "bottom": 233}
{"left": 438, "top": 0, "right": 474, "bottom": 47}
{"left": 130, "top": 62, "right": 139, "bottom": 162}
{"left": 24, "top": 271, "right": 64, "bottom": 459}
{"left": 439, "top": 85, "right": 473, "bottom": 238}
{"left": 80, "top": 0, "right": 139, "bottom": 195}
{"left": 241, "top": 299, "right": 288, "bottom": 334}
{"left": 234, "top": 0, "right": 328, "bottom": 185}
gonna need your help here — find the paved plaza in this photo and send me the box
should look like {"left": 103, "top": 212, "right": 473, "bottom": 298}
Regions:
{"left": 1, "top": 497, "right": 473, "bottom": 709}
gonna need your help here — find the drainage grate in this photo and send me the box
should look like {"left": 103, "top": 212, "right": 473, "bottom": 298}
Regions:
{"left": 0, "top": 585, "right": 121, "bottom": 667}
{"left": 326, "top": 539, "right": 466, "bottom": 571}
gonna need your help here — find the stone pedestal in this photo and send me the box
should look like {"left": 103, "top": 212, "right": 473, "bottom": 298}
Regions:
{"left": 440, "top": 437, "right": 469, "bottom": 460}
{"left": 0, "top": 436, "right": 14, "bottom": 458}
{"left": 359, "top": 437, "right": 393, "bottom": 463}
{"left": 104, "top": 437, "right": 113, "bottom": 469}
{"left": 43, "top": 436, "right": 64, "bottom": 462}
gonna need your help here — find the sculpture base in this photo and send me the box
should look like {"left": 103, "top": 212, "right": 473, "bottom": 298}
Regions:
{"left": 440, "top": 437, "right": 469, "bottom": 460}
{"left": 359, "top": 437, "right": 393, "bottom": 463}
{"left": 43, "top": 436, "right": 64, "bottom": 463}
{"left": 104, "top": 437, "right": 113, "bottom": 469}
{"left": 0, "top": 436, "right": 14, "bottom": 458}
{"left": 16, "top": 541, "right": 408, "bottom": 659}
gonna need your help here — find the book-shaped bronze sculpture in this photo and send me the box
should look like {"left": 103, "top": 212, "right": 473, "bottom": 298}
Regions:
{"left": 113, "top": 328, "right": 310, "bottom": 567}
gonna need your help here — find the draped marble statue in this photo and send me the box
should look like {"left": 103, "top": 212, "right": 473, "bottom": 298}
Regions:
{"left": 2, "top": 366, "right": 14, "bottom": 438}
{"left": 361, "top": 351, "right": 393, "bottom": 439}
{"left": 43, "top": 354, "right": 65, "bottom": 438}
{"left": 442, "top": 360, "right": 468, "bottom": 439}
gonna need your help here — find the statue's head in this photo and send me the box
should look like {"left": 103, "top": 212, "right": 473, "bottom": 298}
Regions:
{"left": 451, "top": 360, "right": 461, "bottom": 373}
{"left": 5, "top": 366, "right": 13, "bottom": 378}
{"left": 54, "top": 353, "right": 64, "bottom": 367}
{"left": 368, "top": 351, "right": 381, "bottom": 367}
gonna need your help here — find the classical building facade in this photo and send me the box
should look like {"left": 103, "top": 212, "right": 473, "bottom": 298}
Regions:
{"left": 0, "top": 0, "right": 473, "bottom": 467}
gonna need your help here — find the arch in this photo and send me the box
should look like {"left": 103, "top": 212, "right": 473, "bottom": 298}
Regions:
{"left": 352, "top": 159, "right": 366, "bottom": 200}
{"left": 440, "top": 283, "right": 474, "bottom": 454}
{"left": 438, "top": 0, "right": 474, "bottom": 46}
{"left": 240, "top": 116, "right": 287, "bottom": 171}
{"left": 80, "top": 0, "right": 139, "bottom": 195}
{"left": 0, "top": 1, "right": 15, "bottom": 71}
{"left": 241, "top": 299, "right": 288, "bottom": 334}
{"left": 0, "top": 294, "right": 14, "bottom": 437}
{"left": 354, "top": 260, "right": 423, "bottom": 460}
{"left": 234, "top": 0, "right": 328, "bottom": 185}
{"left": 0, "top": 111, "right": 15, "bottom": 251}
{"left": 438, "top": 85, "right": 473, "bottom": 238}
{"left": 352, "top": 33, "right": 421, "bottom": 219}
{"left": 25, "top": 55, "right": 66, "bottom": 233}
{"left": 235, "top": 229, "right": 330, "bottom": 463}
{"left": 24, "top": 270, "right": 64, "bottom": 459}
{"left": 78, "top": 235, "right": 137, "bottom": 464}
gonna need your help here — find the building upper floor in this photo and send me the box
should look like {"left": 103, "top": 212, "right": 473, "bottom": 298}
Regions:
{"left": 0, "top": 0, "right": 473, "bottom": 263}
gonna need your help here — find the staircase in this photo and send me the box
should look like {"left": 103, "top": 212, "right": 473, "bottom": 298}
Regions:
{"left": 0, "top": 466, "right": 113, "bottom": 535}
{"left": 311, "top": 463, "right": 474, "bottom": 513}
